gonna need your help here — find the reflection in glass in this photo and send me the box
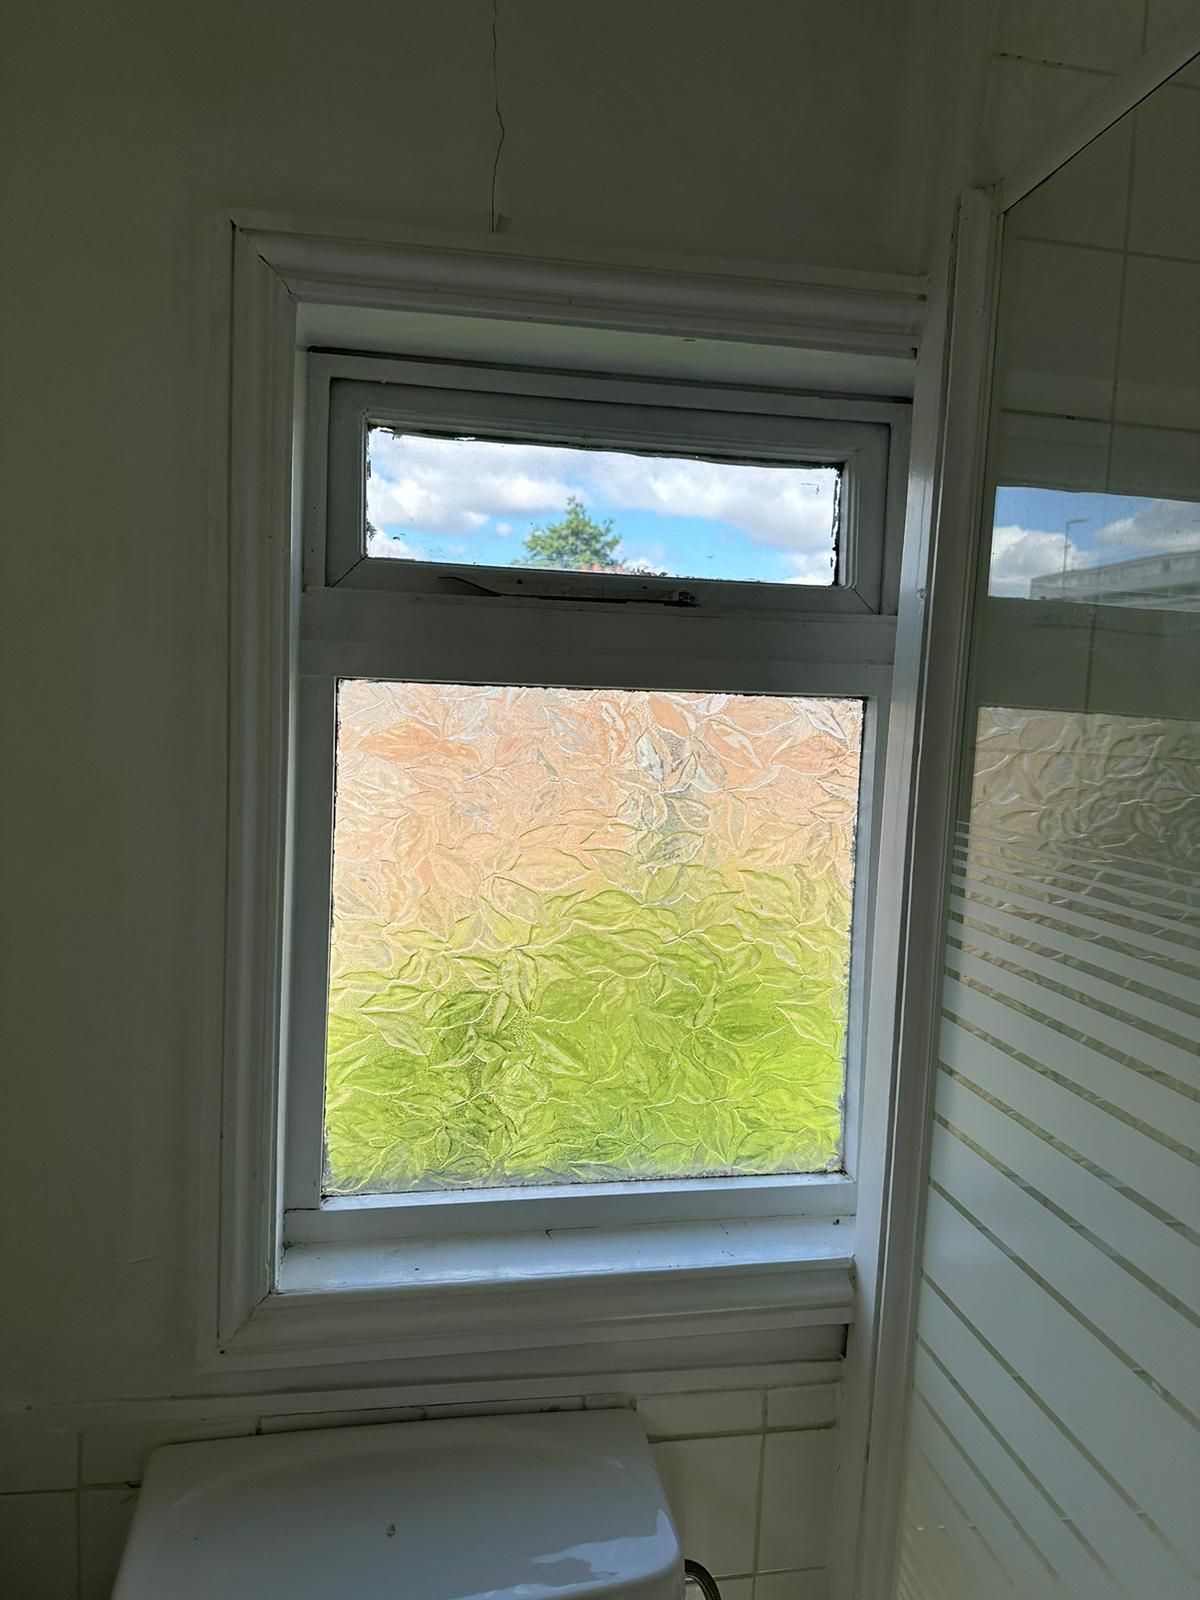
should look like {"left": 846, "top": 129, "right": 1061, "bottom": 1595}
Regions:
{"left": 324, "top": 682, "right": 862, "bottom": 1194}
{"left": 990, "top": 487, "right": 1200, "bottom": 608}
{"left": 365, "top": 428, "right": 841, "bottom": 586}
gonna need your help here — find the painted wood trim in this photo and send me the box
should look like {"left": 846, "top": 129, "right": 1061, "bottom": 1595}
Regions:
{"left": 211, "top": 216, "right": 920, "bottom": 1378}
{"left": 238, "top": 217, "right": 927, "bottom": 358}
{"left": 210, "top": 1254, "right": 855, "bottom": 1374}
{"left": 216, "top": 232, "right": 298, "bottom": 1349}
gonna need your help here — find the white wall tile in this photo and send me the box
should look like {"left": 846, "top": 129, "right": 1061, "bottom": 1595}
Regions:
{"left": 1007, "top": 116, "right": 1133, "bottom": 249}
{"left": 998, "top": 240, "right": 1124, "bottom": 420}
{"left": 983, "top": 58, "right": 1114, "bottom": 178}
{"left": 1130, "top": 86, "right": 1200, "bottom": 260}
{"left": 995, "top": 0, "right": 1146, "bottom": 72}
{"left": 80, "top": 1487, "right": 138, "bottom": 1600}
{"left": 757, "top": 1431, "right": 835, "bottom": 1574}
{"left": 1109, "top": 421, "right": 1200, "bottom": 499}
{"left": 258, "top": 1397, "right": 583, "bottom": 1434}
{"left": 1087, "top": 611, "right": 1200, "bottom": 721}
{"left": 81, "top": 1418, "right": 255, "bottom": 1487}
{"left": 653, "top": 1435, "right": 762, "bottom": 1578}
{"left": 1116, "top": 256, "right": 1200, "bottom": 430}
{"left": 754, "top": 1569, "right": 829, "bottom": 1600}
{"left": 706, "top": 1579, "right": 753, "bottom": 1600}
{"left": 993, "top": 411, "right": 1111, "bottom": 493}
{"left": 421, "top": 1397, "right": 585, "bottom": 1422}
{"left": 0, "top": 1491, "right": 78, "bottom": 1600}
{"left": 1146, "top": 0, "right": 1200, "bottom": 83}
{"left": 0, "top": 1427, "right": 77, "bottom": 1494}
{"left": 765, "top": 1386, "right": 837, "bottom": 1432}
{"left": 0, "top": 1400, "right": 848, "bottom": 1595}
{"left": 638, "top": 1391, "right": 763, "bottom": 1440}
{"left": 1147, "top": 0, "right": 1200, "bottom": 37}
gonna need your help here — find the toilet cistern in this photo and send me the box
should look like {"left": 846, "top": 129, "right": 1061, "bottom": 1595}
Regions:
{"left": 113, "top": 1407, "right": 685, "bottom": 1600}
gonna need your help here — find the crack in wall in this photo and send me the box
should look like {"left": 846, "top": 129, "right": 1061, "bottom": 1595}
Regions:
{"left": 490, "top": 0, "right": 507, "bottom": 232}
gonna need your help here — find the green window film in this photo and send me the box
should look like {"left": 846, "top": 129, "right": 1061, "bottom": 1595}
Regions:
{"left": 324, "top": 682, "right": 862, "bottom": 1194}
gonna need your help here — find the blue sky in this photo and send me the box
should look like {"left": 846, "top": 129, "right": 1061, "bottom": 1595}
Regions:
{"left": 990, "top": 486, "right": 1200, "bottom": 597}
{"left": 366, "top": 429, "right": 839, "bottom": 585}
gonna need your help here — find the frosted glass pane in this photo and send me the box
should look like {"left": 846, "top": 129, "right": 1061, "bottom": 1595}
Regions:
{"left": 366, "top": 429, "right": 841, "bottom": 585}
{"left": 324, "top": 683, "right": 861, "bottom": 1194}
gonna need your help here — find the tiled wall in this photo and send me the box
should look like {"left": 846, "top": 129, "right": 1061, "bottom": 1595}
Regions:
{"left": 0, "top": 1374, "right": 840, "bottom": 1600}
{"left": 988, "top": 1, "right": 1200, "bottom": 508}
{"left": 981, "top": 0, "right": 1196, "bottom": 179}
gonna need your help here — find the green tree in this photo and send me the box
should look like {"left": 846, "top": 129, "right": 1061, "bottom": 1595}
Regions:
{"left": 517, "top": 496, "right": 621, "bottom": 570}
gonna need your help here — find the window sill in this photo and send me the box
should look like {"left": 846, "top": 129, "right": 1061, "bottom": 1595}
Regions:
{"left": 211, "top": 1216, "right": 855, "bottom": 1373}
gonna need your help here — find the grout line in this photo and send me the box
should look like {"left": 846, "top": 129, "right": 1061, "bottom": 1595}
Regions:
{"left": 645, "top": 1422, "right": 836, "bottom": 1445}
{"left": 756, "top": 1564, "right": 838, "bottom": 1576}
{"left": 1103, "top": 92, "right": 1142, "bottom": 494}
{"left": 750, "top": 1395, "right": 768, "bottom": 1587}
{"left": 1005, "top": 233, "right": 1200, "bottom": 269}
{"left": 999, "top": 403, "right": 1200, "bottom": 437}
{"left": 993, "top": 50, "right": 1116, "bottom": 79}
{"left": 993, "top": 47, "right": 1200, "bottom": 92}
{"left": 0, "top": 1486, "right": 91, "bottom": 1499}
{"left": 13, "top": 1363, "right": 847, "bottom": 1430}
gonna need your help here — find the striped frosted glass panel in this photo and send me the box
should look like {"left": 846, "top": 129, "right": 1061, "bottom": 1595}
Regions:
{"left": 898, "top": 709, "right": 1200, "bottom": 1600}
{"left": 896, "top": 66, "right": 1200, "bottom": 1596}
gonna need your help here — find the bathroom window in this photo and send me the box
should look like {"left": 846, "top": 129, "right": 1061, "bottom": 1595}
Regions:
{"left": 283, "top": 353, "right": 897, "bottom": 1243}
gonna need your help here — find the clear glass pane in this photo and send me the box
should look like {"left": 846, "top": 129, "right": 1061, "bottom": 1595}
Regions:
{"left": 365, "top": 428, "right": 840, "bottom": 586}
{"left": 324, "top": 682, "right": 862, "bottom": 1194}
{"left": 990, "top": 486, "right": 1200, "bottom": 607}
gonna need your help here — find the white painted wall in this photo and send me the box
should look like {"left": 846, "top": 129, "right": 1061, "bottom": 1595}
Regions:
{"left": 0, "top": 0, "right": 943, "bottom": 1407}
{"left": 0, "top": 5, "right": 953, "bottom": 1594}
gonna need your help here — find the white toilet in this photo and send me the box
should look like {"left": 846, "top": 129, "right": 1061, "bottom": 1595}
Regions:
{"left": 113, "top": 1408, "right": 684, "bottom": 1599}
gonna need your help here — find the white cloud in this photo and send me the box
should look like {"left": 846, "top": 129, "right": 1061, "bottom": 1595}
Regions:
{"left": 1093, "top": 498, "right": 1200, "bottom": 555}
{"left": 495, "top": 521, "right": 513, "bottom": 536}
{"left": 783, "top": 549, "right": 836, "bottom": 585}
{"left": 586, "top": 451, "right": 837, "bottom": 553}
{"left": 367, "top": 429, "right": 837, "bottom": 552}
{"left": 366, "top": 529, "right": 421, "bottom": 559}
{"left": 989, "top": 499, "right": 1200, "bottom": 596}
{"left": 368, "top": 432, "right": 571, "bottom": 537}
{"left": 989, "top": 524, "right": 1082, "bottom": 597}
{"left": 620, "top": 554, "right": 672, "bottom": 575}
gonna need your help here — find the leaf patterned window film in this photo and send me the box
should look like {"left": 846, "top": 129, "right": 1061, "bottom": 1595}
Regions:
{"left": 324, "top": 682, "right": 862, "bottom": 1194}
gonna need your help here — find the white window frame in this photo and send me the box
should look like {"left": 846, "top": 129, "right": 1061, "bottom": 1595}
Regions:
{"left": 206, "top": 218, "right": 923, "bottom": 1376}
{"left": 317, "top": 361, "right": 891, "bottom": 611}
{"left": 284, "top": 352, "right": 898, "bottom": 1256}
